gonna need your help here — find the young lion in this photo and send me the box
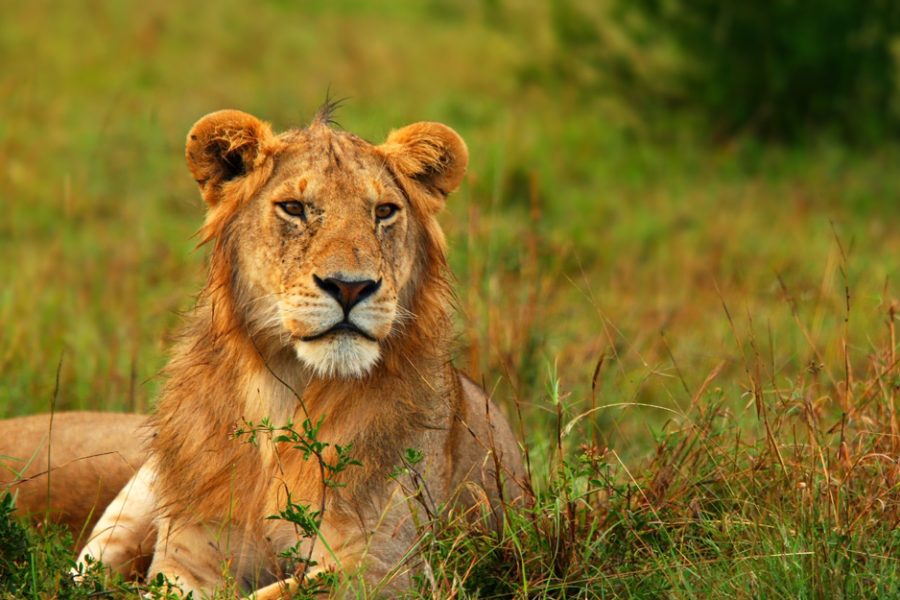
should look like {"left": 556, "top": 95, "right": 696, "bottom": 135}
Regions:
{"left": 76, "top": 107, "right": 527, "bottom": 597}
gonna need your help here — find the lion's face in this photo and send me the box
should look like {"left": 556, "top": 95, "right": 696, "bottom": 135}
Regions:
{"left": 184, "top": 110, "right": 467, "bottom": 379}
{"left": 235, "top": 130, "right": 417, "bottom": 378}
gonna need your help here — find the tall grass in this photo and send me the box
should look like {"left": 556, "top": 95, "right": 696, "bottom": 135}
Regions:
{"left": 401, "top": 255, "right": 898, "bottom": 598}
{"left": 1, "top": 0, "right": 898, "bottom": 598}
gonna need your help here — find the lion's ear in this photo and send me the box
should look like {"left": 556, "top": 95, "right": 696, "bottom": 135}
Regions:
{"left": 379, "top": 122, "right": 468, "bottom": 198}
{"left": 185, "top": 110, "right": 275, "bottom": 206}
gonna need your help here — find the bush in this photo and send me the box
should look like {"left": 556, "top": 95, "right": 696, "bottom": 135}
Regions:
{"left": 552, "top": 0, "right": 900, "bottom": 143}
{"left": 0, "top": 493, "right": 30, "bottom": 595}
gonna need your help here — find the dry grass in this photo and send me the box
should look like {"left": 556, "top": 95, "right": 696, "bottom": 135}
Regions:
{"left": 408, "top": 276, "right": 899, "bottom": 598}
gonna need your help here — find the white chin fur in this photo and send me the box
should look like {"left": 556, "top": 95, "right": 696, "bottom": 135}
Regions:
{"left": 293, "top": 334, "right": 381, "bottom": 379}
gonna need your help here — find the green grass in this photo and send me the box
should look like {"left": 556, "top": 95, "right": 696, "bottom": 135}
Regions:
{"left": 1, "top": 1, "right": 899, "bottom": 598}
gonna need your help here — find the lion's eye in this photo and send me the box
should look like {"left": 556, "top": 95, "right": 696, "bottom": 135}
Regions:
{"left": 277, "top": 201, "right": 307, "bottom": 221}
{"left": 374, "top": 203, "right": 399, "bottom": 221}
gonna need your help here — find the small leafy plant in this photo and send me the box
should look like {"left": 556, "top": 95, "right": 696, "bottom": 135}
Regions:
{"left": 233, "top": 416, "right": 362, "bottom": 598}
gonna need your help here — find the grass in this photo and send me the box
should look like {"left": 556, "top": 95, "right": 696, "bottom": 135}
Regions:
{"left": 1, "top": 0, "right": 899, "bottom": 598}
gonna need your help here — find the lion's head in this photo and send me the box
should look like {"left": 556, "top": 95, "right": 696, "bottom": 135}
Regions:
{"left": 184, "top": 107, "right": 467, "bottom": 379}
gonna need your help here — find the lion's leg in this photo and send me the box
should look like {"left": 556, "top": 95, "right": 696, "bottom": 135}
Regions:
{"left": 147, "top": 517, "right": 230, "bottom": 596}
{"left": 244, "top": 575, "right": 307, "bottom": 600}
{"left": 75, "top": 461, "right": 157, "bottom": 578}
{"left": 249, "top": 498, "right": 414, "bottom": 598}
{"left": 149, "top": 517, "right": 277, "bottom": 597}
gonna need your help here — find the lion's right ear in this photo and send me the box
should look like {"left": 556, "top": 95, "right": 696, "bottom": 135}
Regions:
{"left": 185, "top": 110, "right": 275, "bottom": 206}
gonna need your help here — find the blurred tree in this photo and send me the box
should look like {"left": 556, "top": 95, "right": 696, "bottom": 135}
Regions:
{"left": 551, "top": 0, "right": 900, "bottom": 143}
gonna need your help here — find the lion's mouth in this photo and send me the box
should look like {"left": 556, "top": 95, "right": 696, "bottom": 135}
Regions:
{"left": 299, "top": 321, "right": 378, "bottom": 343}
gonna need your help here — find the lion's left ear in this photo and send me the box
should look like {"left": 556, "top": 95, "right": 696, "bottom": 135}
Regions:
{"left": 379, "top": 122, "right": 468, "bottom": 198}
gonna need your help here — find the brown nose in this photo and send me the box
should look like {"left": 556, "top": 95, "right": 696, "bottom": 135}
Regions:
{"left": 313, "top": 275, "right": 381, "bottom": 314}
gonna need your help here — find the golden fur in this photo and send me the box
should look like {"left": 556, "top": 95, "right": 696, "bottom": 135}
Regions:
{"left": 0, "top": 412, "right": 146, "bottom": 548}
{"left": 76, "top": 108, "right": 527, "bottom": 596}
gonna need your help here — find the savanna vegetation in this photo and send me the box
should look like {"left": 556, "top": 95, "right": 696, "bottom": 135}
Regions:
{"left": 1, "top": 1, "right": 898, "bottom": 598}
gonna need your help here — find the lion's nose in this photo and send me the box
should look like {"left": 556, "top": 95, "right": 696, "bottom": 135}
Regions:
{"left": 313, "top": 275, "right": 382, "bottom": 314}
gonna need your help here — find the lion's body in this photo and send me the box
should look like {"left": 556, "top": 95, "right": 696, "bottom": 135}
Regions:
{"left": 0, "top": 412, "right": 146, "bottom": 547}
{"left": 63, "top": 107, "right": 527, "bottom": 597}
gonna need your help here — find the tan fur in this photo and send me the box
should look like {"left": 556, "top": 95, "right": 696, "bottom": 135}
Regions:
{"left": 74, "top": 457, "right": 157, "bottom": 580}
{"left": 82, "top": 108, "right": 528, "bottom": 596}
{"left": 0, "top": 412, "right": 147, "bottom": 551}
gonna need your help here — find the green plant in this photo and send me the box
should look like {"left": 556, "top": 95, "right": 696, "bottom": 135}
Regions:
{"left": 0, "top": 492, "right": 136, "bottom": 599}
{"left": 550, "top": 0, "right": 900, "bottom": 142}
{"left": 233, "top": 417, "right": 361, "bottom": 598}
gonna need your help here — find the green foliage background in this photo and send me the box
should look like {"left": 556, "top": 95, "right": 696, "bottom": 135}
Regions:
{"left": 591, "top": 0, "right": 900, "bottom": 141}
{"left": 1, "top": 1, "right": 899, "bottom": 598}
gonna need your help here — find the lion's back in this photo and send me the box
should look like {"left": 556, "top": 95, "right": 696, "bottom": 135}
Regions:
{"left": 0, "top": 412, "right": 147, "bottom": 543}
{"left": 449, "top": 373, "right": 529, "bottom": 512}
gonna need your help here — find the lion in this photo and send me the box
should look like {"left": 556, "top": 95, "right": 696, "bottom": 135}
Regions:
{"left": 73, "top": 106, "right": 528, "bottom": 597}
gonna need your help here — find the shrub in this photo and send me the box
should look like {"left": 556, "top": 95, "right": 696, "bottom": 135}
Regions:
{"left": 552, "top": 0, "right": 900, "bottom": 142}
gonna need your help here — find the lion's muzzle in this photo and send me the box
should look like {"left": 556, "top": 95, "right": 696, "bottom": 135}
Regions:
{"left": 284, "top": 274, "right": 389, "bottom": 378}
